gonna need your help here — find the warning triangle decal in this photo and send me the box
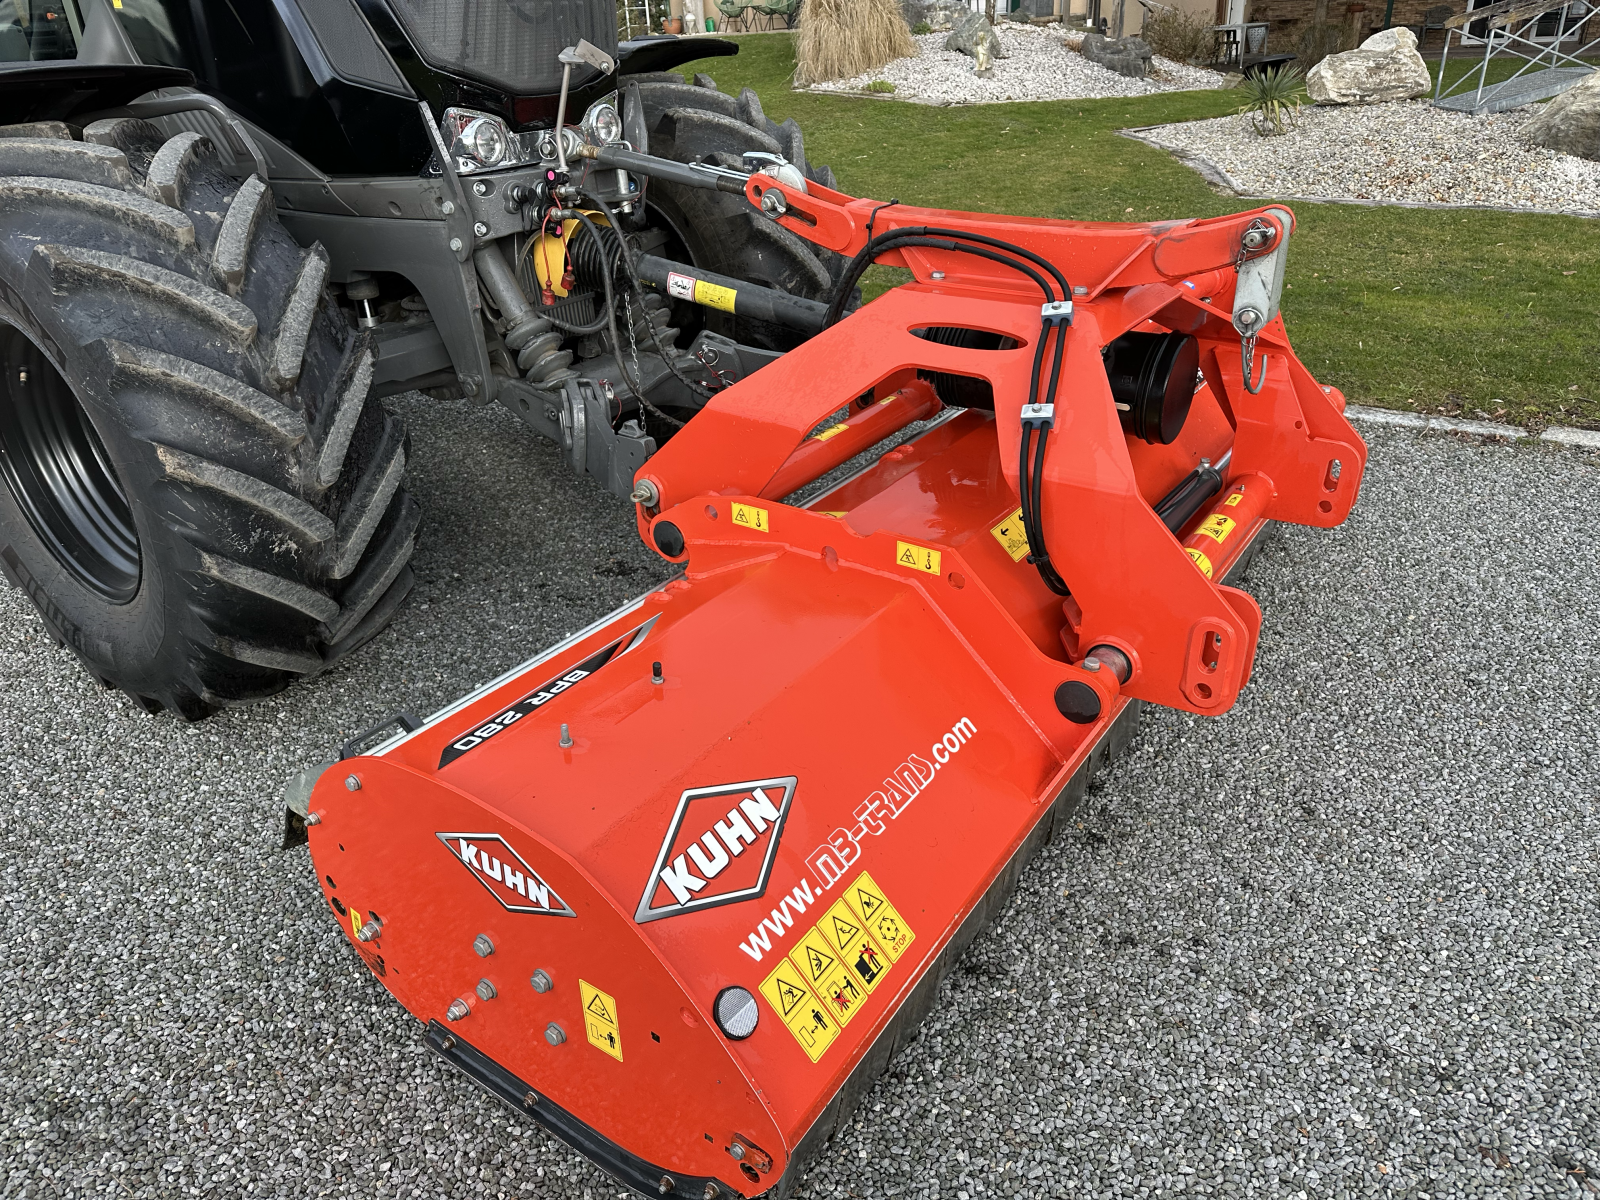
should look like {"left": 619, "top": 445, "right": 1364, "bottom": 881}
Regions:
{"left": 898, "top": 546, "right": 917, "bottom": 565}
{"left": 831, "top": 913, "right": 860, "bottom": 946}
{"left": 777, "top": 979, "right": 808, "bottom": 1017}
{"left": 586, "top": 994, "right": 613, "bottom": 1022}
{"left": 855, "top": 887, "right": 884, "bottom": 921}
{"left": 805, "top": 946, "right": 833, "bottom": 980}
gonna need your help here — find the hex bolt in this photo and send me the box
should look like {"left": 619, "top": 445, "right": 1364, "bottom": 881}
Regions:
{"left": 651, "top": 661, "right": 664, "bottom": 685}
{"left": 559, "top": 723, "right": 573, "bottom": 749}
{"left": 476, "top": 978, "right": 497, "bottom": 1001}
{"left": 1082, "top": 657, "right": 1102, "bottom": 672}
{"left": 544, "top": 1022, "right": 566, "bottom": 1045}
{"left": 356, "top": 917, "right": 381, "bottom": 942}
{"left": 529, "top": 969, "right": 553, "bottom": 993}
{"left": 344, "top": 775, "right": 361, "bottom": 791}
{"left": 658, "top": 1177, "right": 674, "bottom": 1195}
{"left": 473, "top": 934, "right": 494, "bottom": 957}
{"left": 931, "top": 270, "right": 945, "bottom": 281}
{"left": 704, "top": 1186, "right": 721, "bottom": 1200}
{"left": 472, "top": 180, "right": 489, "bottom": 196}
{"left": 440, "top": 200, "right": 455, "bottom": 215}
{"left": 304, "top": 812, "right": 321, "bottom": 826}
{"left": 523, "top": 1090, "right": 539, "bottom": 1107}
{"left": 1329, "top": 459, "right": 1343, "bottom": 481}
{"left": 728, "top": 1143, "right": 745, "bottom": 1161}
{"left": 446, "top": 999, "right": 470, "bottom": 1022}
{"left": 474, "top": 221, "right": 489, "bottom": 237}
{"left": 449, "top": 237, "right": 463, "bottom": 253}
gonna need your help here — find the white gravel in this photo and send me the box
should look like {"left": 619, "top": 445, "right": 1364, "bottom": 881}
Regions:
{"left": 3, "top": 399, "right": 1599, "bottom": 1198}
{"left": 802, "top": 24, "right": 1226, "bottom": 105}
{"left": 1138, "top": 98, "right": 1600, "bottom": 213}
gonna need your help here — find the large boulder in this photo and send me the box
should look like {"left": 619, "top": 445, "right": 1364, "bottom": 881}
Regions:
{"left": 945, "top": 10, "right": 1006, "bottom": 74}
{"left": 1521, "top": 68, "right": 1600, "bottom": 161}
{"left": 1080, "top": 32, "right": 1154, "bottom": 79}
{"left": 925, "top": 0, "right": 964, "bottom": 30}
{"left": 1307, "top": 26, "right": 1431, "bottom": 105}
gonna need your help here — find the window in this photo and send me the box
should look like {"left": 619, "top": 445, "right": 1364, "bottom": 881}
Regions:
{"left": 0, "top": 0, "right": 85, "bottom": 61}
{"left": 110, "top": 0, "right": 202, "bottom": 72}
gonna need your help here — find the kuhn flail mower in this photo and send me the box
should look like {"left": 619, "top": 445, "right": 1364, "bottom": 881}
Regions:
{"left": 289, "top": 139, "right": 1365, "bottom": 1198}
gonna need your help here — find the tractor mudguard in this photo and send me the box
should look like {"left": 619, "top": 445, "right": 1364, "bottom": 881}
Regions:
{"left": 301, "top": 179, "right": 1364, "bottom": 1197}
{"left": 617, "top": 36, "right": 740, "bottom": 76}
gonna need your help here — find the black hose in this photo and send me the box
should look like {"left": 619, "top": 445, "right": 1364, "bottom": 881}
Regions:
{"left": 578, "top": 188, "right": 718, "bottom": 408}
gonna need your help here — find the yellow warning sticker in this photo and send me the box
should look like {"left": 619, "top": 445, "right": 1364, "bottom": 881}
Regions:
{"left": 1186, "top": 547, "right": 1214, "bottom": 578}
{"left": 759, "top": 958, "right": 840, "bottom": 1062}
{"left": 822, "top": 898, "right": 892, "bottom": 995}
{"left": 813, "top": 424, "right": 849, "bottom": 442}
{"left": 350, "top": 908, "right": 364, "bottom": 939}
{"left": 693, "top": 279, "right": 737, "bottom": 314}
{"left": 1223, "top": 491, "right": 1244, "bottom": 507}
{"left": 895, "top": 541, "right": 942, "bottom": 576}
{"left": 793, "top": 927, "right": 867, "bottom": 1027}
{"left": 844, "top": 872, "right": 916, "bottom": 963}
{"left": 989, "top": 508, "right": 1030, "bottom": 563}
{"left": 819, "top": 511, "right": 846, "bottom": 518}
{"left": 1195, "top": 514, "right": 1237, "bottom": 544}
{"left": 578, "top": 979, "right": 623, "bottom": 1062}
{"left": 731, "top": 502, "right": 770, "bottom": 533}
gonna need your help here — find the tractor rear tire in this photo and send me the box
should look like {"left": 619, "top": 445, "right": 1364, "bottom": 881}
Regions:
{"left": 0, "top": 119, "right": 418, "bottom": 719}
{"left": 633, "top": 73, "right": 848, "bottom": 350}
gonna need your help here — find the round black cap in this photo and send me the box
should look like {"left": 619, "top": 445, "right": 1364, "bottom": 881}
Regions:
{"left": 1054, "top": 680, "right": 1102, "bottom": 725}
{"left": 652, "top": 520, "right": 685, "bottom": 558}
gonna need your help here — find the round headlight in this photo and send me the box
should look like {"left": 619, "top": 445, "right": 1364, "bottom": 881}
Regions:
{"left": 714, "top": 986, "right": 759, "bottom": 1040}
{"left": 463, "top": 117, "right": 508, "bottom": 166}
{"left": 584, "top": 102, "right": 623, "bottom": 145}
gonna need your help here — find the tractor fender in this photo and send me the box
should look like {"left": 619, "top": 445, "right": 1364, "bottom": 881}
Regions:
{"left": 617, "top": 36, "right": 740, "bottom": 76}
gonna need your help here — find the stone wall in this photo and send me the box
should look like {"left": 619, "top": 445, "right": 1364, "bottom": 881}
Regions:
{"left": 1243, "top": 0, "right": 1465, "bottom": 52}
{"left": 1243, "top": 0, "right": 1598, "bottom": 54}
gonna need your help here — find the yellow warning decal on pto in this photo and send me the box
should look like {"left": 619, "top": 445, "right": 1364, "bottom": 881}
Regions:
{"left": 731, "top": 502, "right": 770, "bottom": 533}
{"left": 990, "top": 508, "right": 1030, "bottom": 563}
{"left": 1186, "top": 547, "right": 1214, "bottom": 578}
{"left": 693, "top": 279, "right": 737, "bottom": 314}
{"left": 822, "top": 898, "right": 892, "bottom": 995}
{"left": 793, "top": 926, "right": 867, "bottom": 1027}
{"left": 1195, "top": 514, "right": 1237, "bottom": 544}
{"left": 895, "top": 541, "right": 942, "bottom": 575}
{"left": 578, "top": 979, "right": 623, "bottom": 1062}
{"left": 1223, "top": 491, "right": 1244, "bottom": 507}
{"left": 759, "top": 958, "right": 840, "bottom": 1062}
{"left": 350, "top": 908, "right": 364, "bottom": 939}
{"left": 844, "top": 871, "right": 916, "bottom": 963}
{"left": 813, "top": 424, "right": 849, "bottom": 442}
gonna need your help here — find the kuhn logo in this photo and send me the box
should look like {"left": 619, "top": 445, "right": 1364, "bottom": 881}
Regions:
{"left": 437, "top": 833, "right": 575, "bottom": 916}
{"left": 635, "top": 777, "right": 798, "bottom": 923}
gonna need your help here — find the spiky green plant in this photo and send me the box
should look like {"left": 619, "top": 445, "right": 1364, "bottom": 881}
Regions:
{"left": 1236, "top": 63, "right": 1307, "bottom": 136}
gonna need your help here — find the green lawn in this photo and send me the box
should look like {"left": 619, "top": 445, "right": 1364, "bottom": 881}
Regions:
{"left": 677, "top": 35, "right": 1600, "bottom": 427}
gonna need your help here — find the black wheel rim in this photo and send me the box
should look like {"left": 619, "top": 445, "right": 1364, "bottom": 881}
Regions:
{"left": 0, "top": 324, "right": 140, "bottom": 603}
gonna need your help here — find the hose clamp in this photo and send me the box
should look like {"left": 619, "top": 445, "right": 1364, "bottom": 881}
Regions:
{"left": 1041, "top": 300, "right": 1073, "bottom": 326}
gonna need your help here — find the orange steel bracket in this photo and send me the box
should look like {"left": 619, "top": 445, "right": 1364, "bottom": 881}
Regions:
{"left": 627, "top": 177, "right": 1366, "bottom": 717}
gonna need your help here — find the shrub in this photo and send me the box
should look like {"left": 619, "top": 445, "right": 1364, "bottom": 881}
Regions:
{"left": 1141, "top": 6, "right": 1215, "bottom": 64}
{"left": 1236, "top": 62, "right": 1306, "bottom": 135}
{"left": 1295, "top": 21, "right": 1353, "bottom": 69}
{"left": 913, "top": 19, "right": 932, "bottom": 32}
{"left": 866, "top": 79, "right": 898, "bottom": 92}
{"left": 796, "top": 0, "right": 918, "bottom": 85}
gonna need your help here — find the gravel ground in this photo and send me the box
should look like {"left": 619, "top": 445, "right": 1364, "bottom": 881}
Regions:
{"left": 1138, "top": 100, "right": 1600, "bottom": 213}
{"left": 2, "top": 404, "right": 1598, "bottom": 1199}
{"left": 803, "top": 25, "right": 1224, "bottom": 105}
